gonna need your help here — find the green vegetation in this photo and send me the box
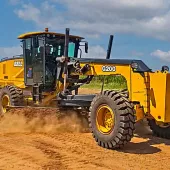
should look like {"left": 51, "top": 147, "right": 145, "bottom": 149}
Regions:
{"left": 81, "top": 75, "right": 127, "bottom": 90}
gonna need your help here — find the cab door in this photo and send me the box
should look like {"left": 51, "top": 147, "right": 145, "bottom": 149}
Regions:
{"left": 24, "top": 36, "right": 45, "bottom": 86}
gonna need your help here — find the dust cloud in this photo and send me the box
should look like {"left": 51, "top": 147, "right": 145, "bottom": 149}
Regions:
{"left": 0, "top": 108, "right": 89, "bottom": 134}
{"left": 134, "top": 119, "right": 152, "bottom": 137}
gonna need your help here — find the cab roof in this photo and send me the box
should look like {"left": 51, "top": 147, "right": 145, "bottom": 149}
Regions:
{"left": 18, "top": 29, "right": 84, "bottom": 40}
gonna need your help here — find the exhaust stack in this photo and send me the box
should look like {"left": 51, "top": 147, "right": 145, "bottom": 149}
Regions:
{"left": 106, "top": 35, "right": 114, "bottom": 59}
{"left": 63, "top": 28, "right": 70, "bottom": 92}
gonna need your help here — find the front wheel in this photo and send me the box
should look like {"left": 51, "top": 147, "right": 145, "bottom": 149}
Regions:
{"left": 88, "top": 90, "right": 135, "bottom": 149}
{"left": 148, "top": 119, "right": 170, "bottom": 139}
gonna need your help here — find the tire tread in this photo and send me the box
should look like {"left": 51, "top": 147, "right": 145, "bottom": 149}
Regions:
{"left": 88, "top": 89, "right": 135, "bottom": 149}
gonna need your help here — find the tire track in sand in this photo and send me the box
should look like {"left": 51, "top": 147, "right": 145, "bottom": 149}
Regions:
{"left": 32, "top": 133, "right": 127, "bottom": 170}
{"left": 0, "top": 132, "right": 170, "bottom": 170}
{"left": 0, "top": 133, "right": 53, "bottom": 170}
{"left": 32, "top": 132, "right": 170, "bottom": 170}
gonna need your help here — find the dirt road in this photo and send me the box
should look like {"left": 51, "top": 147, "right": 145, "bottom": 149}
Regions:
{"left": 0, "top": 88, "right": 169, "bottom": 170}
{"left": 0, "top": 126, "right": 170, "bottom": 170}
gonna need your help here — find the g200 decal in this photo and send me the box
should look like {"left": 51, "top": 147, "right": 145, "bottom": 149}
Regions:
{"left": 102, "top": 65, "right": 116, "bottom": 72}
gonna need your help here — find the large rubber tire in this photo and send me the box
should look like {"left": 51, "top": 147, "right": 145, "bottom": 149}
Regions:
{"left": 88, "top": 90, "right": 135, "bottom": 149}
{"left": 148, "top": 119, "right": 170, "bottom": 139}
{"left": 15, "top": 87, "right": 24, "bottom": 106}
{"left": 0, "top": 85, "right": 23, "bottom": 114}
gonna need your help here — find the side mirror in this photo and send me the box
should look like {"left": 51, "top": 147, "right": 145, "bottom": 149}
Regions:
{"left": 85, "top": 42, "right": 88, "bottom": 53}
{"left": 162, "top": 65, "right": 169, "bottom": 72}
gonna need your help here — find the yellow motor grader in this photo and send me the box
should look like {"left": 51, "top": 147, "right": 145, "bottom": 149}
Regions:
{"left": 0, "top": 27, "right": 170, "bottom": 149}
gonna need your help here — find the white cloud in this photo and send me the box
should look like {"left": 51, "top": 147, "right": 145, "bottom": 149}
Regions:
{"left": 151, "top": 50, "right": 170, "bottom": 62}
{"left": 15, "top": 2, "right": 65, "bottom": 31}
{"left": 13, "top": 0, "right": 170, "bottom": 40}
{"left": 8, "top": 0, "right": 21, "bottom": 5}
{"left": 81, "top": 45, "right": 107, "bottom": 59}
{"left": 16, "top": 4, "right": 41, "bottom": 22}
{"left": 0, "top": 46, "right": 22, "bottom": 59}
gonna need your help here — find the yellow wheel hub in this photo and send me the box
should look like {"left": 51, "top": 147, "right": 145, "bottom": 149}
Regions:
{"left": 2, "top": 94, "right": 10, "bottom": 113}
{"left": 96, "top": 104, "right": 115, "bottom": 134}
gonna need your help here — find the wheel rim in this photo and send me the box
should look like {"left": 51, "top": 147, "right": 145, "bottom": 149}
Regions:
{"left": 2, "top": 94, "right": 10, "bottom": 113}
{"left": 96, "top": 104, "right": 115, "bottom": 134}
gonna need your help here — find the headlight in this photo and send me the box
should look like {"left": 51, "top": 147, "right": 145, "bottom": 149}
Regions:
{"left": 131, "top": 62, "right": 138, "bottom": 69}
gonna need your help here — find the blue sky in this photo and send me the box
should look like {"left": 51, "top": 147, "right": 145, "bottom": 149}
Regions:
{"left": 1, "top": 0, "right": 170, "bottom": 70}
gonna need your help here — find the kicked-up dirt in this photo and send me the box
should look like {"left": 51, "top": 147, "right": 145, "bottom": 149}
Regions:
{"left": 0, "top": 88, "right": 169, "bottom": 170}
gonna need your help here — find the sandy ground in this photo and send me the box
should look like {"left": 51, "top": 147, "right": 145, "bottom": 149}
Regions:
{"left": 0, "top": 88, "right": 169, "bottom": 170}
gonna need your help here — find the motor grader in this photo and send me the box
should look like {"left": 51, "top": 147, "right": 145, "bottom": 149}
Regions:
{"left": 0, "top": 27, "right": 170, "bottom": 150}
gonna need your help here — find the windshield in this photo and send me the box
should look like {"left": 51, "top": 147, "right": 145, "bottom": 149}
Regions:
{"left": 43, "top": 37, "right": 76, "bottom": 58}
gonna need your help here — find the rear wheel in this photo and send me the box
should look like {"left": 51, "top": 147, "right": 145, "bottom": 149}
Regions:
{"left": 0, "top": 85, "right": 23, "bottom": 114}
{"left": 148, "top": 119, "right": 170, "bottom": 139}
{"left": 88, "top": 90, "right": 135, "bottom": 149}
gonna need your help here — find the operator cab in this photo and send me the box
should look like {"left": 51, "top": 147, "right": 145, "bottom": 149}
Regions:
{"left": 18, "top": 28, "right": 87, "bottom": 91}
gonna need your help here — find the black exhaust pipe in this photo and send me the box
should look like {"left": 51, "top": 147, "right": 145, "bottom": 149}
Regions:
{"left": 106, "top": 35, "right": 114, "bottom": 59}
{"left": 63, "top": 28, "right": 70, "bottom": 92}
{"left": 64, "top": 28, "right": 69, "bottom": 58}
